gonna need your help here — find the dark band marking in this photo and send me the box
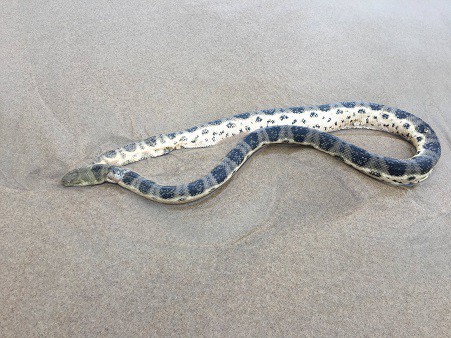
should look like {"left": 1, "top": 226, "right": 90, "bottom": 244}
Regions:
{"left": 139, "top": 180, "right": 153, "bottom": 194}
{"left": 319, "top": 133, "right": 336, "bottom": 151}
{"left": 211, "top": 165, "right": 227, "bottom": 184}
{"left": 423, "top": 142, "right": 440, "bottom": 152}
{"left": 244, "top": 132, "right": 260, "bottom": 150}
{"left": 188, "top": 179, "right": 205, "bottom": 196}
{"left": 266, "top": 126, "right": 281, "bottom": 141}
{"left": 385, "top": 159, "right": 407, "bottom": 176}
{"left": 227, "top": 148, "right": 245, "bottom": 165}
{"left": 91, "top": 165, "right": 105, "bottom": 181}
{"left": 292, "top": 126, "right": 310, "bottom": 143}
{"left": 349, "top": 145, "right": 372, "bottom": 167}
{"left": 122, "top": 171, "right": 140, "bottom": 185}
{"left": 159, "top": 186, "right": 176, "bottom": 199}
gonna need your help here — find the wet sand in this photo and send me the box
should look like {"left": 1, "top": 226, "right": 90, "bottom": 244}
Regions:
{"left": 1, "top": 1, "right": 450, "bottom": 336}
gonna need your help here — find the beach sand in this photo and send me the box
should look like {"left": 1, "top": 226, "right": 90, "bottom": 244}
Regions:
{"left": 1, "top": 1, "right": 450, "bottom": 336}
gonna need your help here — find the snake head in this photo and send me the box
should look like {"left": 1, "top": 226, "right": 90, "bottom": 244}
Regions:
{"left": 61, "top": 164, "right": 110, "bottom": 186}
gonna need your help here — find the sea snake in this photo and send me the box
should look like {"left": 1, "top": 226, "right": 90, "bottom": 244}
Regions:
{"left": 62, "top": 102, "right": 441, "bottom": 204}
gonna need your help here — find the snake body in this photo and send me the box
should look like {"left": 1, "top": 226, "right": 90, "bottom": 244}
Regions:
{"left": 62, "top": 102, "right": 441, "bottom": 204}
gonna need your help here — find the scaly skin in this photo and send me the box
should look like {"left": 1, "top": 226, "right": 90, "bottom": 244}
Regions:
{"left": 62, "top": 102, "right": 441, "bottom": 204}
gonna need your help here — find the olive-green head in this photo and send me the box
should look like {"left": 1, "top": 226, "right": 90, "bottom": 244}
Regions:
{"left": 61, "top": 164, "right": 110, "bottom": 187}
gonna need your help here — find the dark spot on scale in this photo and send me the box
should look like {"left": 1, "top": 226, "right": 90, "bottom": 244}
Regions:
{"left": 202, "top": 129, "right": 209, "bottom": 134}
{"left": 395, "top": 109, "right": 409, "bottom": 119}
{"left": 167, "top": 133, "right": 177, "bottom": 139}
{"left": 234, "top": 112, "right": 250, "bottom": 119}
{"left": 416, "top": 123, "right": 430, "bottom": 134}
{"left": 290, "top": 107, "right": 304, "bottom": 114}
{"left": 145, "top": 136, "right": 157, "bottom": 146}
{"left": 226, "top": 122, "right": 236, "bottom": 128}
{"left": 319, "top": 104, "right": 330, "bottom": 111}
{"left": 369, "top": 103, "right": 383, "bottom": 110}
{"left": 280, "top": 115, "right": 289, "bottom": 120}
{"left": 416, "top": 136, "right": 423, "bottom": 142}
{"left": 408, "top": 176, "right": 416, "bottom": 181}
{"left": 310, "top": 112, "right": 318, "bottom": 118}
{"left": 369, "top": 171, "right": 381, "bottom": 177}
{"left": 187, "top": 126, "right": 198, "bottom": 133}
{"left": 358, "top": 109, "right": 366, "bottom": 114}
{"left": 336, "top": 109, "right": 343, "bottom": 115}
{"left": 104, "top": 150, "right": 117, "bottom": 158}
{"left": 291, "top": 119, "right": 297, "bottom": 124}
{"left": 263, "top": 109, "right": 276, "bottom": 115}
{"left": 403, "top": 123, "right": 410, "bottom": 129}
{"left": 208, "top": 119, "right": 222, "bottom": 125}
{"left": 256, "top": 116, "right": 263, "bottom": 122}
{"left": 382, "top": 114, "right": 389, "bottom": 119}
{"left": 124, "top": 143, "right": 136, "bottom": 152}
{"left": 342, "top": 102, "right": 356, "bottom": 108}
